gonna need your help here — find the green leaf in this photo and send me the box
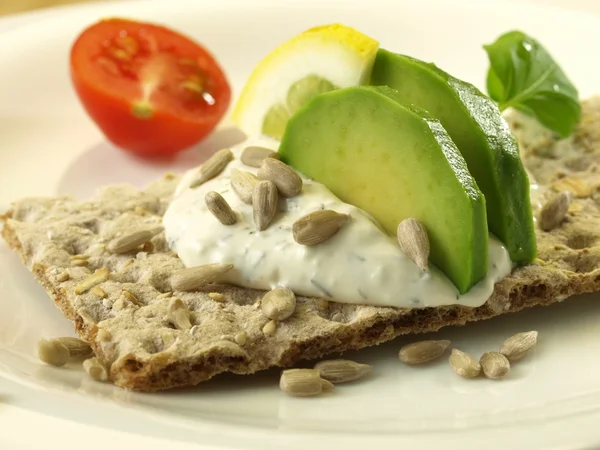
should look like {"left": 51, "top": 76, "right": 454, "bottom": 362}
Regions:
{"left": 484, "top": 30, "right": 581, "bottom": 137}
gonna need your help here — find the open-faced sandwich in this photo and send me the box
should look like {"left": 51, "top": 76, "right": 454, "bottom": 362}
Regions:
{"left": 2, "top": 21, "right": 597, "bottom": 393}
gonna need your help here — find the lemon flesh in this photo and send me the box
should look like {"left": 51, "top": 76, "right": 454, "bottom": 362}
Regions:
{"left": 232, "top": 24, "right": 379, "bottom": 138}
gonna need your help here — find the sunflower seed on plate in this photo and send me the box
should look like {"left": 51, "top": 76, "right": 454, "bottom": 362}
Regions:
{"left": 480, "top": 352, "right": 510, "bottom": 379}
{"left": 261, "top": 287, "right": 296, "bottom": 321}
{"left": 231, "top": 169, "right": 259, "bottom": 204}
{"left": 83, "top": 357, "right": 109, "bottom": 382}
{"left": 399, "top": 339, "right": 451, "bottom": 364}
{"left": 189, "top": 148, "right": 233, "bottom": 188}
{"left": 280, "top": 368, "right": 332, "bottom": 397}
{"left": 397, "top": 218, "right": 430, "bottom": 271}
{"left": 500, "top": 330, "right": 538, "bottom": 362}
{"left": 252, "top": 180, "right": 278, "bottom": 231}
{"left": 171, "top": 263, "right": 234, "bottom": 291}
{"left": 241, "top": 145, "right": 279, "bottom": 168}
{"left": 205, "top": 191, "right": 237, "bottom": 225}
{"left": 314, "top": 359, "right": 372, "bottom": 383}
{"left": 449, "top": 349, "right": 481, "bottom": 378}
{"left": 53, "top": 337, "right": 93, "bottom": 357}
{"left": 257, "top": 158, "right": 302, "bottom": 197}
{"left": 292, "top": 210, "right": 349, "bottom": 246}
{"left": 38, "top": 338, "right": 70, "bottom": 367}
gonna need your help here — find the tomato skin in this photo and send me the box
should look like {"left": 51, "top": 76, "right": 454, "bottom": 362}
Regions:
{"left": 70, "top": 19, "right": 231, "bottom": 157}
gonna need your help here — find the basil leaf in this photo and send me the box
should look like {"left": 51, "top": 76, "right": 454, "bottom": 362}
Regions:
{"left": 484, "top": 30, "right": 581, "bottom": 137}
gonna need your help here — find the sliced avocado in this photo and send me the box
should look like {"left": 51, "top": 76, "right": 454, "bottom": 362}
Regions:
{"left": 371, "top": 49, "right": 536, "bottom": 264}
{"left": 279, "top": 86, "right": 488, "bottom": 293}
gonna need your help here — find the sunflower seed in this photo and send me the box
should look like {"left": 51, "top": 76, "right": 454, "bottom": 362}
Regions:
{"left": 157, "top": 292, "right": 173, "bottom": 299}
{"left": 38, "top": 338, "right": 70, "bottom": 367}
{"left": 71, "top": 258, "right": 89, "bottom": 267}
{"left": 449, "top": 349, "right": 481, "bottom": 378}
{"left": 252, "top": 180, "right": 278, "bottom": 231}
{"left": 321, "top": 379, "right": 335, "bottom": 390}
{"left": 261, "top": 287, "right": 296, "bottom": 321}
{"left": 83, "top": 357, "right": 109, "bottom": 382}
{"left": 231, "top": 169, "right": 259, "bottom": 204}
{"left": 189, "top": 148, "right": 233, "bottom": 188}
{"left": 122, "top": 289, "right": 142, "bottom": 307}
{"left": 71, "top": 254, "right": 90, "bottom": 260}
{"left": 480, "top": 352, "right": 510, "bottom": 379}
{"left": 397, "top": 218, "right": 430, "bottom": 271}
{"left": 74, "top": 268, "right": 110, "bottom": 294}
{"left": 168, "top": 297, "right": 192, "bottom": 330}
{"left": 539, "top": 192, "right": 571, "bottom": 231}
{"left": 262, "top": 319, "right": 277, "bottom": 336}
{"left": 205, "top": 191, "right": 237, "bottom": 225}
{"left": 500, "top": 330, "right": 538, "bottom": 362}
{"left": 234, "top": 331, "right": 248, "bottom": 346}
{"left": 208, "top": 292, "right": 225, "bottom": 302}
{"left": 171, "top": 263, "right": 233, "bottom": 291}
{"left": 90, "top": 286, "right": 107, "bottom": 298}
{"left": 53, "top": 337, "right": 93, "bottom": 357}
{"left": 241, "top": 145, "right": 279, "bottom": 168}
{"left": 257, "top": 158, "right": 302, "bottom": 197}
{"left": 292, "top": 210, "right": 349, "bottom": 246}
{"left": 399, "top": 339, "right": 451, "bottom": 364}
{"left": 280, "top": 368, "right": 332, "bottom": 397}
{"left": 108, "top": 227, "right": 163, "bottom": 253}
{"left": 97, "top": 329, "right": 112, "bottom": 342}
{"left": 552, "top": 176, "right": 592, "bottom": 198}
{"left": 314, "top": 359, "right": 372, "bottom": 383}
{"left": 56, "top": 272, "right": 70, "bottom": 282}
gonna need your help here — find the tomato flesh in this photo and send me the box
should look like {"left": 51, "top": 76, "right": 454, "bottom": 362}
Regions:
{"left": 70, "top": 19, "right": 231, "bottom": 157}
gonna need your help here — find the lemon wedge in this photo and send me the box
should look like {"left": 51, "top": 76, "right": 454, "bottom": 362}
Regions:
{"left": 232, "top": 24, "right": 379, "bottom": 138}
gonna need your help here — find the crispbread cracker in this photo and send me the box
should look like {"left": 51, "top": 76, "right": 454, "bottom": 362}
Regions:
{"left": 3, "top": 99, "right": 600, "bottom": 392}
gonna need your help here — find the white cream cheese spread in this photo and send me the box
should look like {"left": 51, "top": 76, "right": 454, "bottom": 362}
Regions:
{"left": 163, "top": 136, "right": 513, "bottom": 308}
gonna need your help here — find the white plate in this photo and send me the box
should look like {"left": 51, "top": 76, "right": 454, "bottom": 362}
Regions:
{"left": 1, "top": 0, "right": 600, "bottom": 448}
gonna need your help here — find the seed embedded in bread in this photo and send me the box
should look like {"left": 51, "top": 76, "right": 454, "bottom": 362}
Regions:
{"left": 261, "top": 287, "right": 296, "bottom": 321}
{"left": 262, "top": 320, "right": 277, "bottom": 336}
{"left": 74, "top": 268, "right": 110, "bottom": 294}
{"left": 168, "top": 297, "right": 192, "bottom": 330}
{"left": 171, "top": 263, "right": 234, "bottom": 291}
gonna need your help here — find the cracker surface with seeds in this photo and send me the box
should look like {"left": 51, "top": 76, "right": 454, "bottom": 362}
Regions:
{"left": 3, "top": 99, "right": 600, "bottom": 392}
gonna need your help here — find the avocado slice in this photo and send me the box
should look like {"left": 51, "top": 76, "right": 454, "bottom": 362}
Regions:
{"left": 279, "top": 86, "right": 488, "bottom": 293}
{"left": 371, "top": 49, "right": 536, "bottom": 264}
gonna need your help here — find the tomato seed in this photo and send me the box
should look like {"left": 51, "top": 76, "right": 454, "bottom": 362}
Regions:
{"left": 96, "top": 57, "right": 120, "bottom": 75}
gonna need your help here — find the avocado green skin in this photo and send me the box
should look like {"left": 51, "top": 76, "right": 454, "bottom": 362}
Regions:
{"left": 279, "top": 86, "right": 488, "bottom": 294}
{"left": 371, "top": 49, "right": 536, "bottom": 264}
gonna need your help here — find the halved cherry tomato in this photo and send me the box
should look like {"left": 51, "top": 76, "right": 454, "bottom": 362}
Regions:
{"left": 70, "top": 18, "right": 231, "bottom": 157}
